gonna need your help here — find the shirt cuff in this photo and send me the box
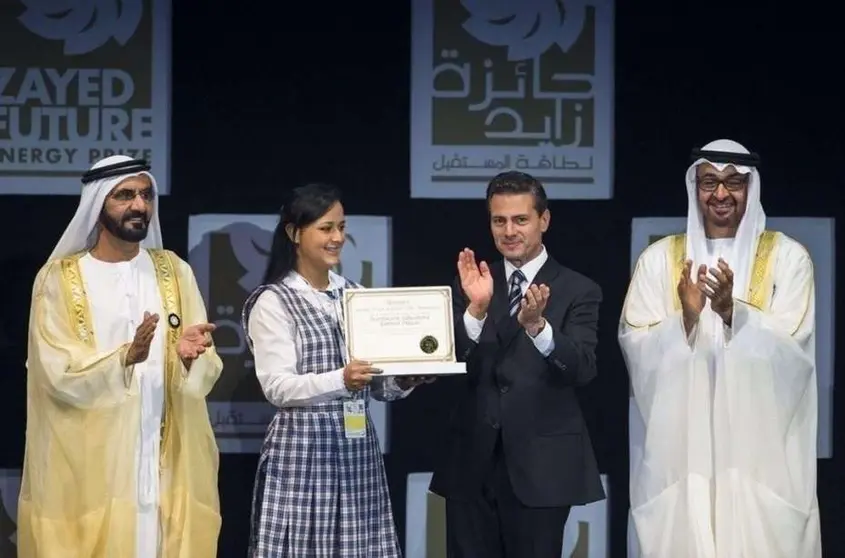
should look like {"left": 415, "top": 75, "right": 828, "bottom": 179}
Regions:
{"left": 462, "top": 310, "right": 486, "bottom": 343}
{"left": 527, "top": 321, "right": 555, "bottom": 357}
{"left": 328, "top": 368, "right": 351, "bottom": 397}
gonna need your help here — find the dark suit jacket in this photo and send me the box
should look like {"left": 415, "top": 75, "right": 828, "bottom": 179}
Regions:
{"left": 429, "top": 256, "right": 605, "bottom": 508}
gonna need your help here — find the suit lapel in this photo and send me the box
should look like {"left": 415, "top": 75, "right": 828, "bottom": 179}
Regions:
{"left": 489, "top": 261, "right": 510, "bottom": 323}
{"left": 530, "top": 257, "right": 561, "bottom": 293}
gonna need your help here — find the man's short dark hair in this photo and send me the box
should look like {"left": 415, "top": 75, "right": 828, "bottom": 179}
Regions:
{"left": 485, "top": 171, "right": 548, "bottom": 214}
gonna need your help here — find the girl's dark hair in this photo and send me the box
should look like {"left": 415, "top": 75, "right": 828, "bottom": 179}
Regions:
{"left": 262, "top": 182, "right": 342, "bottom": 284}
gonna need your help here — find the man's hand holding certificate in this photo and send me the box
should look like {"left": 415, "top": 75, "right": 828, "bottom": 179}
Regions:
{"left": 342, "top": 286, "right": 467, "bottom": 377}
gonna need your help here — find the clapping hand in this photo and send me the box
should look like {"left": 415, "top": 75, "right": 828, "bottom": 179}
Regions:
{"left": 678, "top": 260, "right": 706, "bottom": 334}
{"left": 177, "top": 323, "right": 216, "bottom": 365}
{"left": 698, "top": 258, "right": 734, "bottom": 324}
{"left": 516, "top": 284, "right": 550, "bottom": 336}
{"left": 457, "top": 248, "right": 494, "bottom": 318}
{"left": 126, "top": 312, "right": 159, "bottom": 365}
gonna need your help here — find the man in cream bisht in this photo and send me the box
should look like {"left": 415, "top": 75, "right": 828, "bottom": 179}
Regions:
{"left": 18, "top": 155, "right": 224, "bottom": 557}
{"left": 620, "top": 139, "right": 821, "bottom": 557}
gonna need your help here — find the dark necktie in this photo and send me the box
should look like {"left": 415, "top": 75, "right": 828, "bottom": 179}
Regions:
{"left": 508, "top": 270, "right": 526, "bottom": 316}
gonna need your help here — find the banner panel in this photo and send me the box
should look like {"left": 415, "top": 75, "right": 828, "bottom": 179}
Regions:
{"left": 410, "top": 0, "right": 615, "bottom": 199}
{"left": 0, "top": 0, "right": 171, "bottom": 194}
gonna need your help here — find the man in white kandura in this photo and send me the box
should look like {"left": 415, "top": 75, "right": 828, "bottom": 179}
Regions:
{"left": 18, "top": 156, "right": 224, "bottom": 558}
{"left": 619, "top": 139, "right": 821, "bottom": 557}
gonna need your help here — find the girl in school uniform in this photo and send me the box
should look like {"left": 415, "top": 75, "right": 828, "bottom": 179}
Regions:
{"left": 242, "top": 183, "right": 428, "bottom": 557}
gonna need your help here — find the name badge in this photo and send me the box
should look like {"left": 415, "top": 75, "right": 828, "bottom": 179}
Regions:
{"left": 343, "top": 399, "right": 366, "bottom": 439}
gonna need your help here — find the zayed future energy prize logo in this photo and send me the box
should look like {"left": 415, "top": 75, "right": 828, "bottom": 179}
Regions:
{"left": 410, "top": 0, "right": 614, "bottom": 199}
{"left": 0, "top": 0, "right": 168, "bottom": 194}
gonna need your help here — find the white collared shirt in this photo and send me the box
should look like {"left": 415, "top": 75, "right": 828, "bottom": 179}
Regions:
{"left": 462, "top": 245, "right": 555, "bottom": 356}
{"left": 247, "top": 271, "right": 350, "bottom": 407}
{"left": 78, "top": 250, "right": 164, "bottom": 558}
{"left": 247, "top": 271, "right": 410, "bottom": 407}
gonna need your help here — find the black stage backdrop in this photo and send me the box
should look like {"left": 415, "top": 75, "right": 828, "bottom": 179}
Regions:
{"left": 0, "top": 1, "right": 842, "bottom": 556}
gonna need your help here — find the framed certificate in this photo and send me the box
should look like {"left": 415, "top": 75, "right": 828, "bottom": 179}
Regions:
{"left": 342, "top": 286, "right": 466, "bottom": 376}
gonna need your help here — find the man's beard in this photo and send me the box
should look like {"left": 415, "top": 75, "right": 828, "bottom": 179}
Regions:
{"left": 99, "top": 208, "right": 150, "bottom": 242}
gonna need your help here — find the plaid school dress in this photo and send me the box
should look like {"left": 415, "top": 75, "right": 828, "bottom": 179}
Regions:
{"left": 242, "top": 273, "right": 403, "bottom": 558}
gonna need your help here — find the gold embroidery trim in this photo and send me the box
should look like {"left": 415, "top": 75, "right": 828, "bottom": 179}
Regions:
{"left": 669, "top": 234, "right": 686, "bottom": 312}
{"left": 148, "top": 249, "right": 183, "bottom": 465}
{"left": 59, "top": 252, "right": 95, "bottom": 349}
{"left": 745, "top": 230, "right": 777, "bottom": 310}
{"left": 623, "top": 235, "right": 685, "bottom": 328}
{"left": 668, "top": 231, "right": 777, "bottom": 311}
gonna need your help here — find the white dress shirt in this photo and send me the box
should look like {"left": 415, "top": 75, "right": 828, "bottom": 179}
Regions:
{"left": 78, "top": 251, "right": 164, "bottom": 558}
{"left": 247, "top": 271, "right": 411, "bottom": 407}
{"left": 462, "top": 246, "right": 555, "bottom": 356}
{"left": 247, "top": 271, "right": 350, "bottom": 407}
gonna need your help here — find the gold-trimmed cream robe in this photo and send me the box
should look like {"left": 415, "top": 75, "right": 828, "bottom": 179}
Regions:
{"left": 18, "top": 248, "right": 223, "bottom": 558}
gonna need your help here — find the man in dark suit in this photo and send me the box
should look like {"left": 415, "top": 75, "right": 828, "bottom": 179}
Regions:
{"left": 429, "top": 171, "right": 605, "bottom": 558}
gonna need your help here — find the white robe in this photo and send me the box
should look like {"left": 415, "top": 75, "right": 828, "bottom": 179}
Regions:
{"left": 620, "top": 232, "right": 821, "bottom": 558}
{"left": 78, "top": 251, "right": 165, "bottom": 558}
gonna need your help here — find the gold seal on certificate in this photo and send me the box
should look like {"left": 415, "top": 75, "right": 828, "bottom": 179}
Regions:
{"left": 342, "top": 286, "right": 467, "bottom": 376}
{"left": 419, "top": 335, "right": 439, "bottom": 354}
